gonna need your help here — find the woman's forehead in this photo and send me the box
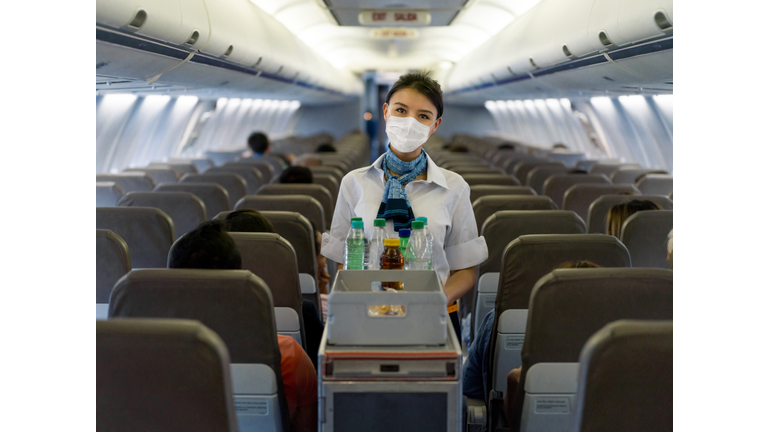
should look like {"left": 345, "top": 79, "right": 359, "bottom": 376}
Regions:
{"left": 389, "top": 87, "right": 437, "bottom": 112}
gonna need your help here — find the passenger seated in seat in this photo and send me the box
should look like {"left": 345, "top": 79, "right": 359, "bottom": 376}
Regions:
{"left": 224, "top": 209, "right": 325, "bottom": 371}
{"left": 315, "top": 230, "right": 331, "bottom": 322}
{"left": 280, "top": 166, "right": 314, "bottom": 184}
{"left": 247, "top": 131, "right": 270, "bottom": 157}
{"left": 316, "top": 143, "right": 336, "bottom": 153}
{"left": 605, "top": 199, "right": 662, "bottom": 237}
{"left": 168, "top": 220, "right": 318, "bottom": 431}
{"left": 462, "top": 261, "right": 601, "bottom": 403}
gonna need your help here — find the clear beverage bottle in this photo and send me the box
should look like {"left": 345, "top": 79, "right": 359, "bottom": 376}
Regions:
{"left": 406, "top": 220, "right": 430, "bottom": 270}
{"left": 343, "top": 217, "right": 363, "bottom": 268}
{"left": 398, "top": 229, "right": 411, "bottom": 256}
{"left": 368, "top": 218, "right": 387, "bottom": 290}
{"left": 380, "top": 238, "right": 404, "bottom": 290}
{"left": 343, "top": 220, "right": 367, "bottom": 270}
{"left": 415, "top": 217, "right": 434, "bottom": 270}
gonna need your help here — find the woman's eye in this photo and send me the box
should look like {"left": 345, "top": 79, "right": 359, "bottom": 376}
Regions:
{"left": 420, "top": 115, "right": 429, "bottom": 120}
{"left": 396, "top": 108, "right": 405, "bottom": 113}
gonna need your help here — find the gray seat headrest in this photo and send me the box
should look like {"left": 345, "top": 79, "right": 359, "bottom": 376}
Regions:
{"left": 587, "top": 195, "right": 672, "bottom": 234}
{"left": 469, "top": 185, "right": 536, "bottom": 204}
{"left": 96, "top": 182, "right": 124, "bottom": 207}
{"left": 543, "top": 174, "right": 611, "bottom": 208}
{"left": 636, "top": 174, "right": 673, "bottom": 196}
{"left": 96, "top": 207, "right": 175, "bottom": 269}
{"left": 236, "top": 195, "right": 325, "bottom": 234}
{"left": 154, "top": 182, "right": 230, "bottom": 218}
{"left": 473, "top": 196, "right": 558, "bottom": 233}
{"left": 257, "top": 184, "right": 333, "bottom": 230}
{"left": 96, "top": 173, "right": 155, "bottom": 193}
{"left": 563, "top": 184, "right": 641, "bottom": 222}
{"left": 526, "top": 165, "right": 571, "bottom": 194}
{"left": 117, "top": 192, "right": 206, "bottom": 239}
{"left": 611, "top": 168, "right": 667, "bottom": 184}
{"left": 462, "top": 173, "right": 521, "bottom": 187}
{"left": 123, "top": 167, "right": 178, "bottom": 185}
{"left": 181, "top": 173, "right": 248, "bottom": 207}
{"left": 209, "top": 164, "right": 264, "bottom": 195}
{"left": 620, "top": 210, "right": 673, "bottom": 268}
{"left": 96, "top": 229, "right": 131, "bottom": 303}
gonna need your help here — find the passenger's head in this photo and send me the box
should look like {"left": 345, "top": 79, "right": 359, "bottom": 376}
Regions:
{"left": 448, "top": 144, "right": 469, "bottom": 153}
{"left": 168, "top": 220, "right": 241, "bottom": 270}
{"left": 279, "top": 166, "right": 313, "bottom": 184}
{"left": 552, "top": 143, "right": 568, "bottom": 150}
{"left": 498, "top": 143, "right": 515, "bottom": 151}
{"left": 247, "top": 132, "right": 270, "bottom": 155}
{"left": 606, "top": 199, "right": 663, "bottom": 237}
{"left": 384, "top": 72, "right": 443, "bottom": 155}
{"left": 556, "top": 260, "right": 602, "bottom": 269}
{"left": 667, "top": 229, "right": 673, "bottom": 269}
{"left": 224, "top": 209, "right": 276, "bottom": 233}
{"left": 316, "top": 143, "right": 336, "bottom": 153}
{"left": 569, "top": 169, "right": 588, "bottom": 174}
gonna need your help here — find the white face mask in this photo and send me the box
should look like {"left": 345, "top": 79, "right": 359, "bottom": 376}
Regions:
{"left": 385, "top": 114, "right": 435, "bottom": 153}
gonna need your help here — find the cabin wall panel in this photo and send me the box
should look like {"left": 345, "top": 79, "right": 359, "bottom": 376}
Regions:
{"left": 437, "top": 105, "right": 498, "bottom": 139}
{"left": 291, "top": 101, "right": 362, "bottom": 140}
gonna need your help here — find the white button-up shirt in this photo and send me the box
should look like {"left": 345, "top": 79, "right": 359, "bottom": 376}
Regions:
{"left": 321, "top": 152, "right": 489, "bottom": 286}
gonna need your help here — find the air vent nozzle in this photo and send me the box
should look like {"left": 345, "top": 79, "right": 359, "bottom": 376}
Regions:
{"left": 654, "top": 11, "right": 673, "bottom": 31}
{"left": 598, "top": 31, "right": 613, "bottom": 47}
{"left": 128, "top": 9, "right": 147, "bottom": 30}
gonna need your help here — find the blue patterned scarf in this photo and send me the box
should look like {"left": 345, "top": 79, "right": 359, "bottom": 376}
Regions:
{"left": 377, "top": 148, "right": 428, "bottom": 231}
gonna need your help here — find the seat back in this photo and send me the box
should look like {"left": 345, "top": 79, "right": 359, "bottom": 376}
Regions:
{"left": 123, "top": 167, "right": 178, "bottom": 185}
{"left": 462, "top": 174, "right": 521, "bottom": 187}
{"left": 547, "top": 152, "right": 586, "bottom": 167}
{"left": 97, "top": 319, "right": 239, "bottom": 432}
{"left": 308, "top": 166, "right": 345, "bottom": 183}
{"left": 228, "top": 233, "right": 306, "bottom": 346}
{"left": 587, "top": 195, "right": 673, "bottom": 234}
{"left": 611, "top": 168, "right": 667, "bottom": 184}
{"left": 257, "top": 184, "right": 333, "bottom": 230}
{"left": 562, "top": 184, "right": 640, "bottom": 222}
{"left": 96, "top": 182, "right": 124, "bottom": 207}
{"left": 513, "top": 162, "right": 565, "bottom": 186}
{"left": 259, "top": 155, "right": 286, "bottom": 177}
{"left": 96, "top": 207, "right": 175, "bottom": 268}
{"left": 469, "top": 185, "right": 536, "bottom": 204}
{"left": 543, "top": 174, "right": 611, "bottom": 208}
{"left": 181, "top": 173, "right": 247, "bottom": 207}
{"left": 117, "top": 192, "right": 207, "bottom": 239}
{"left": 237, "top": 158, "right": 277, "bottom": 182}
{"left": 109, "top": 269, "right": 291, "bottom": 432}
{"left": 620, "top": 210, "right": 673, "bottom": 268}
{"left": 575, "top": 159, "right": 622, "bottom": 172}
{"left": 236, "top": 195, "right": 325, "bottom": 234}
{"left": 636, "top": 174, "right": 673, "bottom": 196}
{"left": 507, "top": 268, "right": 672, "bottom": 432}
{"left": 166, "top": 157, "right": 215, "bottom": 173}
{"left": 526, "top": 165, "right": 571, "bottom": 194}
{"left": 96, "top": 173, "right": 155, "bottom": 193}
{"left": 503, "top": 156, "right": 545, "bottom": 175}
{"left": 573, "top": 320, "right": 673, "bottom": 432}
{"left": 453, "top": 166, "right": 505, "bottom": 176}
{"left": 204, "top": 150, "right": 244, "bottom": 166}
{"left": 96, "top": 230, "right": 131, "bottom": 319}
{"left": 149, "top": 162, "right": 198, "bottom": 175}
{"left": 209, "top": 164, "right": 264, "bottom": 195}
{"left": 154, "top": 182, "right": 230, "bottom": 218}
{"left": 588, "top": 162, "right": 640, "bottom": 178}
{"left": 473, "top": 196, "right": 558, "bottom": 233}
{"left": 312, "top": 173, "right": 340, "bottom": 206}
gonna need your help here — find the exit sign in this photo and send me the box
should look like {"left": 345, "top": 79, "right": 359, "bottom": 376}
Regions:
{"left": 358, "top": 10, "right": 432, "bottom": 26}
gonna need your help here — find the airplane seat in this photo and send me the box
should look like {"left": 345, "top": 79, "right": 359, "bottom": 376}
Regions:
{"left": 572, "top": 320, "right": 673, "bottom": 432}
{"left": 312, "top": 173, "right": 340, "bottom": 207}
{"left": 236, "top": 158, "right": 277, "bottom": 183}
{"left": 96, "top": 207, "right": 175, "bottom": 269}
{"left": 96, "top": 229, "right": 131, "bottom": 320}
{"left": 525, "top": 165, "right": 571, "bottom": 194}
{"left": 587, "top": 195, "right": 673, "bottom": 234}
{"left": 620, "top": 210, "right": 673, "bottom": 268}
{"left": 611, "top": 168, "right": 668, "bottom": 185}
{"left": 96, "top": 182, "right": 124, "bottom": 207}
{"left": 154, "top": 182, "right": 230, "bottom": 219}
{"left": 96, "top": 173, "right": 155, "bottom": 193}
{"left": 547, "top": 152, "right": 586, "bottom": 167}
{"left": 463, "top": 211, "right": 586, "bottom": 341}
{"left": 214, "top": 210, "right": 321, "bottom": 315}
{"left": 108, "top": 269, "right": 292, "bottom": 432}
{"left": 504, "top": 269, "right": 672, "bottom": 432}
{"left": 636, "top": 174, "right": 673, "bottom": 196}
{"left": 542, "top": 174, "right": 612, "bottom": 209}
{"left": 181, "top": 172, "right": 247, "bottom": 207}
{"left": 503, "top": 156, "right": 545, "bottom": 176}
{"left": 97, "top": 319, "right": 239, "bottom": 432}
{"left": 472, "top": 195, "right": 559, "bottom": 233}
{"left": 453, "top": 166, "right": 506, "bottom": 176}
{"left": 486, "top": 234, "right": 632, "bottom": 407}
{"left": 513, "top": 162, "right": 565, "bottom": 186}
{"left": 204, "top": 150, "right": 244, "bottom": 167}
{"left": 227, "top": 232, "right": 307, "bottom": 348}
{"left": 256, "top": 184, "right": 334, "bottom": 230}
{"left": 462, "top": 174, "right": 522, "bottom": 187}
{"left": 148, "top": 162, "right": 198, "bottom": 175}
{"left": 469, "top": 185, "right": 537, "bottom": 204}
{"left": 117, "top": 191, "right": 207, "bottom": 239}
{"left": 587, "top": 163, "right": 640, "bottom": 178}
{"left": 123, "top": 167, "right": 179, "bottom": 185}
{"left": 209, "top": 164, "right": 265, "bottom": 195}
{"left": 235, "top": 195, "right": 326, "bottom": 238}
{"left": 562, "top": 184, "right": 641, "bottom": 222}
{"left": 166, "top": 157, "right": 215, "bottom": 173}
{"left": 308, "top": 166, "right": 345, "bottom": 183}
{"left": 474, "top": 272, "right": 500, "bottom": 336}
{"left": 258, "top": 155, "right": 286, "bottom": 177}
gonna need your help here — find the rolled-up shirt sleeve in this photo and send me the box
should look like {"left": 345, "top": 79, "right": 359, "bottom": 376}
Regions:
{"left": 321, "top": 174, "right": 355, "bottom": 263}
{"left": 444, "top": 183, "right": 489, "bottom": 270}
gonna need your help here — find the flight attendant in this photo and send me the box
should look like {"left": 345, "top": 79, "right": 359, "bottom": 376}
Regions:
{"left": 321, "top": 71, "right": 489, "bottom": 339}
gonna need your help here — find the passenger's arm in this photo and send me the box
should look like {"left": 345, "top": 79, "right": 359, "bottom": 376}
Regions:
{"left": 291, "top": 404, "right": 318, "bottom": 432}
{"left": 290, "top": 339, "right": 319, "bottom": 432}
{"left": 444, "top": 267, "right": 477, "bottom": 304}
{"left": 503, "top": 367, "right": 522, "bottom": 424}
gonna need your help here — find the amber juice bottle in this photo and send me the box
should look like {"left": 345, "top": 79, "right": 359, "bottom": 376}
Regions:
{"left": 380, "top": 238, "right": 404, "bottom": 290}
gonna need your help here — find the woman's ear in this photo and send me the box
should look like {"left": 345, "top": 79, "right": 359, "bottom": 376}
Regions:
{"left": 382, "top": 103, "right": 389, "bottom": 122}
{"left": 430, "top": 117, "right": 442, "bottom": 135}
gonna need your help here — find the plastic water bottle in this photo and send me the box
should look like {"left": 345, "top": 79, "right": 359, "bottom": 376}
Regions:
{"left": 344, "top": 220, "right": 367, "bottom": 270}
{"left": 398, "top": 229, "right": 411, "bottom": 256}
{"left": 343, "top": 217, "right": 362, "bottom": 269}
{"left": 416, "top": 217, "right": 434, "bottom": 270}
{"left": 405, "top": 220, "right": 430, "bottom": 270}
{"left": 368, "top": 218, "right": 387, "bottom": 290}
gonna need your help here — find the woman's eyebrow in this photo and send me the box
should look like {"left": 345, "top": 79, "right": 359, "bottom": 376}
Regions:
{"left": 393, "top": 102, "right": 409, "bottom": 108}
{"left": 417, "top": 109, "right": 434, "bottom": 115}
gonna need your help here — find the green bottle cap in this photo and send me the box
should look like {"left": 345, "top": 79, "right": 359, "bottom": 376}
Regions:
{"left": 411, "top": 221, "right": 424, "bottom": 229}
{"left": 351, "top": 217, "right": 363, "bottom": 222}
{"left": 374, "top": 218, "right": 386, "bottom": 227}
{"left": 416, "top": 217, "right": 428, "bottom": 225}
{"left": 351, "top": 220, "right": 364, "bottom": 229}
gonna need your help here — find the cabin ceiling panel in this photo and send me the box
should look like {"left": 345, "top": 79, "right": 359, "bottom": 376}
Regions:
{"left": 612, "top": 50, "right": 673, "bottom": 83}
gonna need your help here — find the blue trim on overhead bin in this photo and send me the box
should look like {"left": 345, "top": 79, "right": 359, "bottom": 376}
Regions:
{"left": 447, "top": 36, "right": 672, "bottom": 96}
{"left": 96, "top": 26, "right": 344, "bottom": 96}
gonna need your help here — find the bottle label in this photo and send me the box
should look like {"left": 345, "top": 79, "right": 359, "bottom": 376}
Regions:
{"left": 346, "top": 239, "right": 365, "bottom": 270}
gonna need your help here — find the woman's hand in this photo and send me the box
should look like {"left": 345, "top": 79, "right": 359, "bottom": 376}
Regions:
{"left": 443, "top": 267, "right": 477, "bottom": 304}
